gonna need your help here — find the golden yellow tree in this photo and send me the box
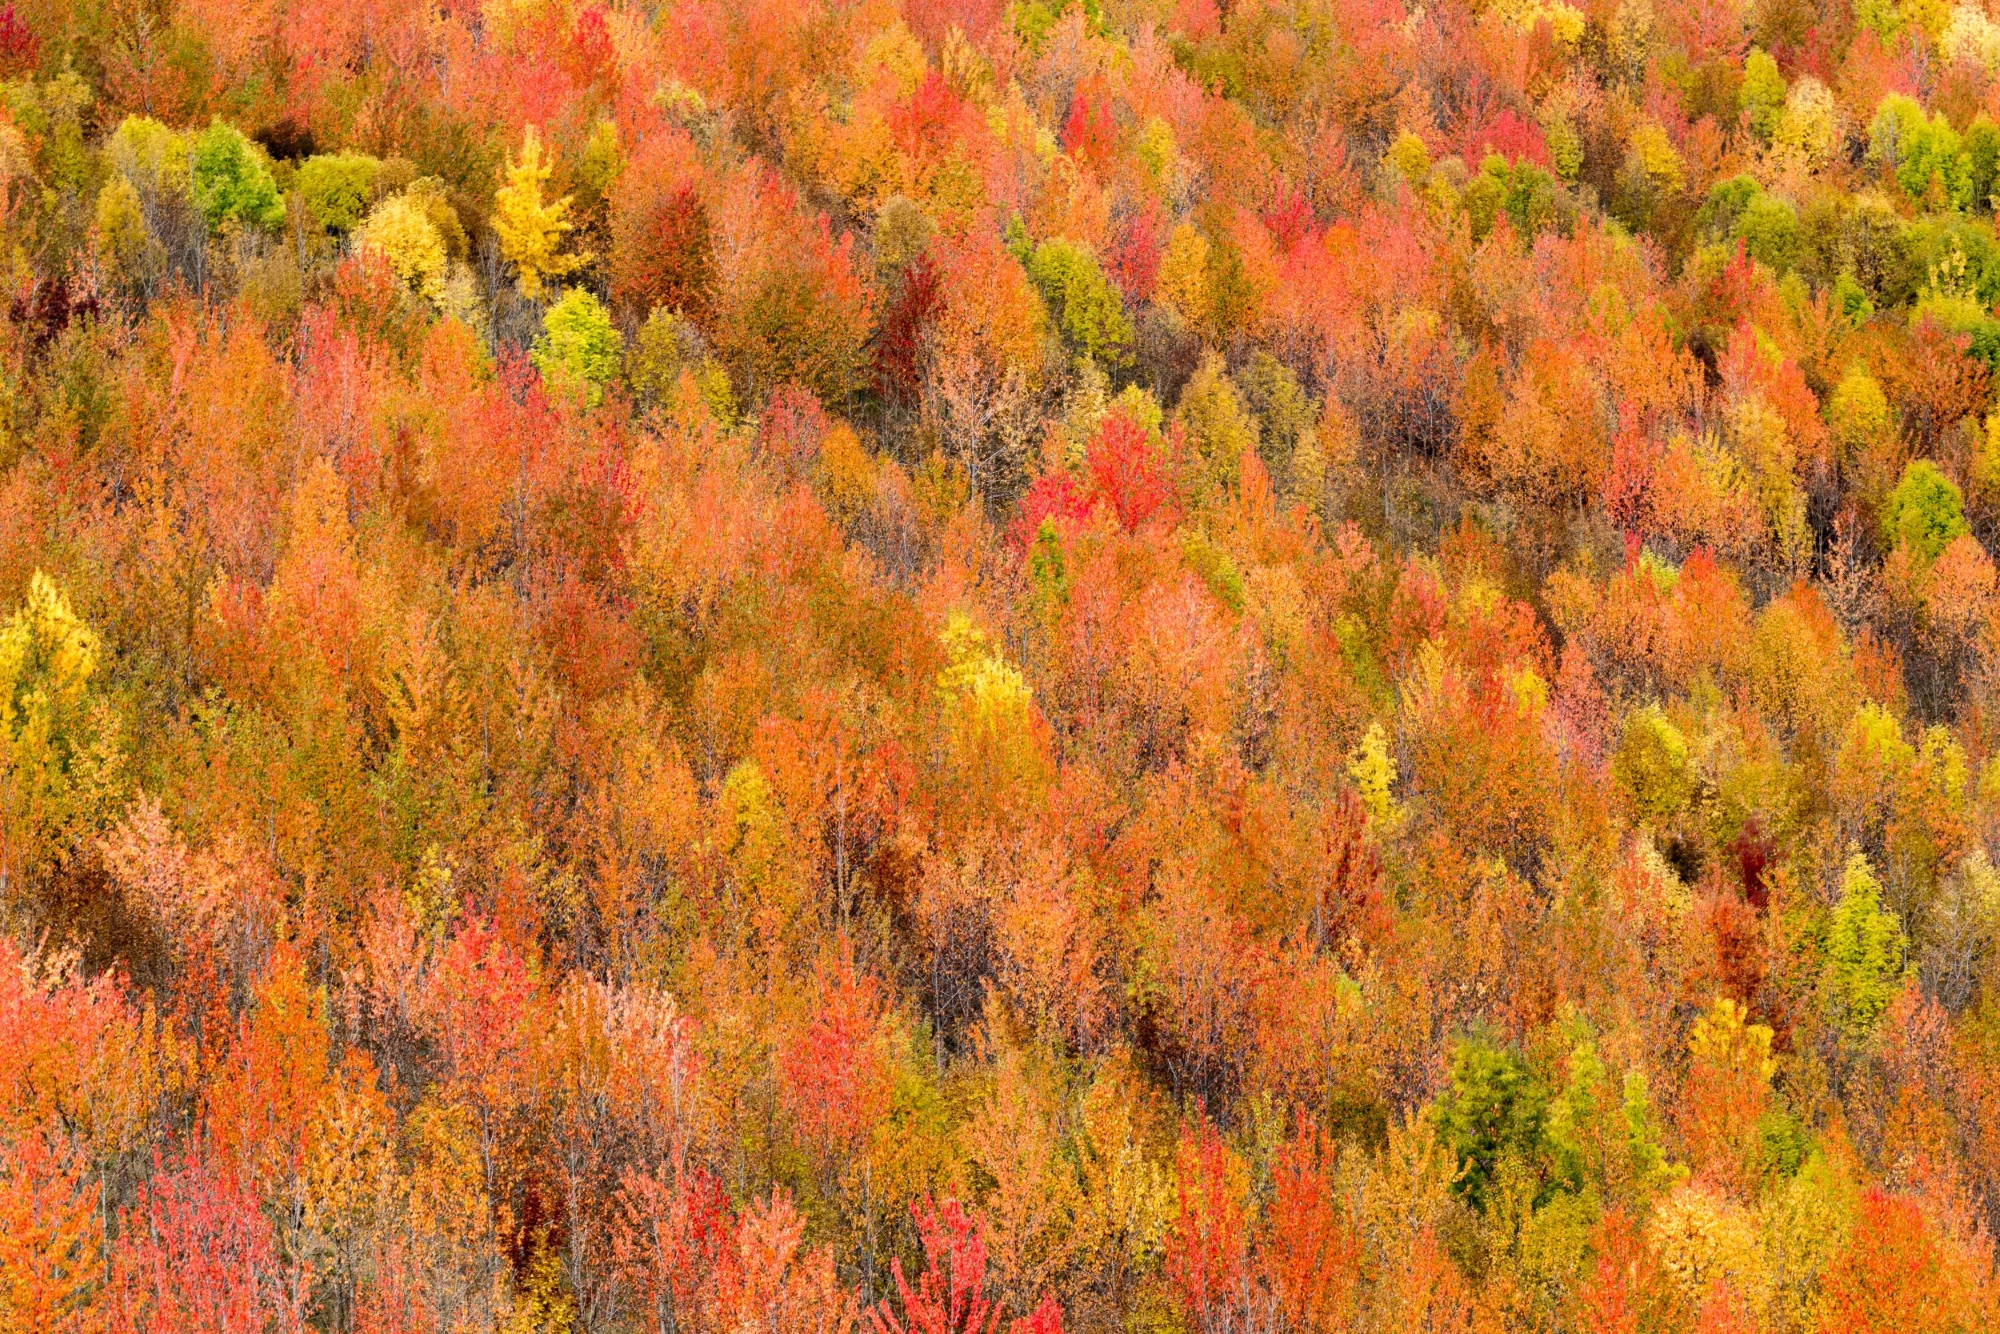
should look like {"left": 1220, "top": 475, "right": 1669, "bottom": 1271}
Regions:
{"left": 494, "top": 126, "right": 585, "bottom": 301}
{"left": 355, "top": 193, "right": 448, "bottom": 302}
{"left": 0, "top": 574, "right": 121, "bottom": 912}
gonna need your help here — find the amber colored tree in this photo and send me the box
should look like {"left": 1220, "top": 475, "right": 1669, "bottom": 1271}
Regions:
{"left": 414, "top": 916, "right": 537, "bottom": 1187}
{"left": 197, "top": 951, "right": 345, "bottom": 1322}
{"left": 1677, "top": 998, "right": 1774, "bottom": 1193}
{"left": 779, "top": 952, "right": 893, "bottom": 1194}
{"left": 1258, "top": 1118, "right": 1360, "bottom": 1334}
{"left": 610, "top": 133, "right": 715, "bottom": 322}
{"left": 920, "top": 226, "right": 1047, "bottom": 497}
{"left": 1573, "top": 1208, "right": 1686, "bottom": 1334}
{"left": 0, "top": 1131, "right": 103, "bottom": 1334}
{"left": 720, "top": 1189, "right": 860, "bottom": 1334}
{"left": 612, "top": 1160, "right": 736, "bottom": 1334}
{"left": 1374, "top": 1226, "right": 1475, "bottom": 1334}
{"left": 1084, "top": 410, "right": 1174, "bottom": 534}
{"left": 961, "top": 1042, "right": 1082, "bottom": 1312}
{"left": 200, "top": 951, "right": 334, "bottom": 1189}
{"left": 711, "top": 171, "right": 875, "bottom": 406}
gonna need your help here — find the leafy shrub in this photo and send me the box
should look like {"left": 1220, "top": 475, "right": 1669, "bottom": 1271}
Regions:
{"left": 355, "top": 193, "right": 447, "bottom": 301}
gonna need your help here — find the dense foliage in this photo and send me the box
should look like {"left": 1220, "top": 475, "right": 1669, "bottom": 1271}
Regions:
{"left": 1, "top": 0, "right": 1999, "bottom": 1329}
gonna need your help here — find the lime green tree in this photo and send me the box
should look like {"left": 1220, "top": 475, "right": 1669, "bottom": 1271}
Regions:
{"left": 1882, "top": 459, "right": 1968, "bottom": 560}
{"left": 1825, "top": 854, "right": 1908, "bottom": 1043}
{"left": 190, "top": 121, "right": 285, "bottom": 231}
{"left": 533, "top": 289, "right": 625, "bottom": 406}
{"left": 1741, "top": 49, "right": 1786, "bottom": 143}
{"left": 293, "top": 152, "right": 381, "bottom": 233}
{"left": 1871, "top": 95, "right": 1974, "bottom": 208}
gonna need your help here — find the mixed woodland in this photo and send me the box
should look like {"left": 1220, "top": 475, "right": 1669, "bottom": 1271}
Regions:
{"left": 5, "top": 0, "right": 2000, "bottom": 1328}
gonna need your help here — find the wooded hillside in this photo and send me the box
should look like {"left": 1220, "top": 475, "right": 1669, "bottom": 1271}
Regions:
{"left": 0, "top": 0, "right": 1996, "bottom": 1329}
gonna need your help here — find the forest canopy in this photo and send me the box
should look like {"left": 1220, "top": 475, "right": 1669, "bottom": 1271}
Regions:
{"left": 0, "top": 0, "right": 1998, "bottom": 1329}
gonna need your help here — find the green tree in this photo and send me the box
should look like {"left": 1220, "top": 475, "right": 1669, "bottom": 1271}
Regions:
{"left": 533, "top": 289, "right": 625, "bottom": 406}
{"left": 1967, "top": 115, "right": 2000, "bottom": 211}
{"left": 1698, "top": 175, "right": 1762, "bottom": 240}
{"left": 1027, "top": 237, "right": 1132, "bottom": 366}
{"left": 1882, "top": 459, "right": 1969, "bottom": 560}
{"left": 1825, "top": 854, "right": 1908, "bottom": 1043}
{"left": 1175, "top": 351, "right": 1259, "bottom": 498}
{"left": 1870, "top": 94, "right": 1927, "bottom": 169}
{"left": 1433, "top": 1039, "right": 1549, "bottom": 1211}
{"left": 1902, "top": 115, "right": 1974, "bottom": 209}
{"left": 190, "top": 121, "right": 285, "bottom": 231}
{"left": 1741, "top": 49, "right": 1787, "bottom": 143}
{"left": 1464, "top": 154, "right": 1567, "bottom": 242}
{"left": 1240, "top": 350, "right": 1316, "bottom": 491}
{"left": 293, "top": 152, "right": 381, "bottom": 233}
{"left": 1873, "top": 95, "right": 1973, "bottom": 209}
{"left": 1733, "top": 193, "right": 1800, "bottom": 271}
{"left": 105, "top": 116, "right": 190, "bottom": 198}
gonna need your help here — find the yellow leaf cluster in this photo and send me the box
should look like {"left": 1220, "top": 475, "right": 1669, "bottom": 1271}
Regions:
{"left": 357, "top": 192, "right": 449, "bottom": 302}
{"left": 494, "top": 126, "right": 586, "bottom": 302}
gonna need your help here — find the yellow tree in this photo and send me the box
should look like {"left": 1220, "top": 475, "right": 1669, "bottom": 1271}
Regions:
{"left": 355, "top": 193, "right": 448, "bottom": 302}
{"left": 303, "top": 1055, "right": 395, "bottom": 1334}
{"left": 0, "top": 574, "right": 119, "bottom": 907}
{"left": 1068, "top": 1055, "right": 1172, "bottom": 1320}
{"left": 494, "top": 126, "right": 585, "bottom": 301}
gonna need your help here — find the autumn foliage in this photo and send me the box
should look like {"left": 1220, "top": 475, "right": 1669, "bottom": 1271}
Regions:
{"left": 3, "top": 0, "right": 2000, "bottom": 1330}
